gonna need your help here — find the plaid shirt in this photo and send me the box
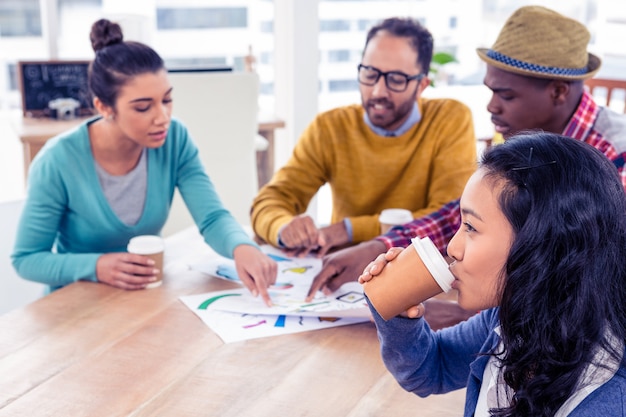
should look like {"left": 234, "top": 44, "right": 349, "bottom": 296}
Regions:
{"left": 376, "top": 91, "right": 626, "bottom": 254}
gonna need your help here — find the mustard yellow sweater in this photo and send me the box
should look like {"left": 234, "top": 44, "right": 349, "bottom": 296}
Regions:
{"left": 251, "top": 97, "right": 477, "bottom": 246}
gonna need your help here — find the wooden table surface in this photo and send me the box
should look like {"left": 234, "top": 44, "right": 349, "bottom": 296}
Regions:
{"left": 0, "top": 228, "right": 465, "bottom": 417}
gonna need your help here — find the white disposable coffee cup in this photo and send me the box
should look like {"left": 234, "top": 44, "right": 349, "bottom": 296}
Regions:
{"left": 127, "top": 235, "right": 165, "bottom": 289}
{"left": 379, "top": 208, "right": 413, "bottom": 234}
{"left": 363, "top": 236, "right": 455, "bottom": 320}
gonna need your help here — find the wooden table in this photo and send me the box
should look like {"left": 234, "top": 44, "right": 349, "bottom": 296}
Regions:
{"left": 11, "top": 114, "right": 285, "bottom": 186}
{"left": 0, "top": 228, "right": 465, "bottom": 417}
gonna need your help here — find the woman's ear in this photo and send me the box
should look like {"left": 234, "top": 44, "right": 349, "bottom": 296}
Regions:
{"left": 93, "top": 96, "right": 114, "bottom": 119}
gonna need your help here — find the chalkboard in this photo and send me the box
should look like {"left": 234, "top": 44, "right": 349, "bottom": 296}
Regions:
{"left": 18, "top": 60, "right": 95, "bottom": 117}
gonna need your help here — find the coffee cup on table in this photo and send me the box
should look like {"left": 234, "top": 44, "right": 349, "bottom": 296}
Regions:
{"left": 379, "top": 208, "right": 413, "bottom": 234}
{"left": 127, "top": 235, "right": 165, "bottom": 289}
{"left": 362, "top": 236, "right": 454, "bottom": 320}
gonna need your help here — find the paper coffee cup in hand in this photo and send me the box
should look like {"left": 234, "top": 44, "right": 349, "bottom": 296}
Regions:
{"left": 379, "top": 208, "right": 413, "bottom": 234}
{"left": 362, "top": 236, "right": 454, "bottom": 320}
{"left": 127, "top": 235, "right": 165, "bottom": 289}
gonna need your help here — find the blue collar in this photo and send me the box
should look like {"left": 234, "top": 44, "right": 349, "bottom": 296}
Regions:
{"left": 364, "top": 102, "right": 420, "bottom": 137}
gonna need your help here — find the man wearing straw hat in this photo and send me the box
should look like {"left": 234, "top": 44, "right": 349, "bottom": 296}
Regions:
{"left": 307, "top": 6, "right": 626, "bottom": 322}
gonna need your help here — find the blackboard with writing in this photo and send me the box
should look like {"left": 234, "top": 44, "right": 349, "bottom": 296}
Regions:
{"left": 18, "top": 60, "right": 95, "bottom": 117}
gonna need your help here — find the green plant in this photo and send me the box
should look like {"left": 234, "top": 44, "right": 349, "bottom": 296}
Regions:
{"left": 429, "top": 51, "right": 458, "bottom": 86}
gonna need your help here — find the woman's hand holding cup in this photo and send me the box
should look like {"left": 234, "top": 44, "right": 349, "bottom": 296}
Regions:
{"left": 358, "top": 247, "right": 403, "bottom": 283}
{"left": 358, "top": 247, "right": 425, "bottom": 319}
{"left": 359, "top": 238, "right": 454, "bottom": 320}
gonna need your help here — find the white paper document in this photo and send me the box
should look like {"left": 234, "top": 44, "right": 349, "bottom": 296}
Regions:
{"left": 186, "top": 247, "right": 370, "bottom": 318}
{"left": 179, "top": 291, "right": 370, "bottom": 343}
{"left": 180, "top": 246, "right": 372, "bottom": 342}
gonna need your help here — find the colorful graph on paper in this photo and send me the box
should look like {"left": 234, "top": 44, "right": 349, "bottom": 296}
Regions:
{"left": 185, "top": 246, "right": 370, "bottom": 318}
{"left": 179, "top": 294, "right": 369, "bottom": 343}
{"left": 180, "top": 246, "right": 371, "bottom": 342}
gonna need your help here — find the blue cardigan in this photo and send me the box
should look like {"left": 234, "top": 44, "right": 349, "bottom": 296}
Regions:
{"left": 369, "top": 304, "right": 626, "bottom": 416}
{"left": 12, "top": 117, "right": 256, "bottom": 291}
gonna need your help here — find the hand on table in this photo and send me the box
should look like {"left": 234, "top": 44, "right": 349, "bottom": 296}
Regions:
{"left": 233, "top": 244, "right": 278, "bottom": 307}
{"left": 96, "top": 252, "right": 160, "bottom": 290}
{"left": 305, "top": 239, "right": 386, "bottom": 302}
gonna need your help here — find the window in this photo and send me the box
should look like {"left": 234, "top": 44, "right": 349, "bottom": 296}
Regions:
{"left": 57, "top": 0, "right": 102, "bottom": 59}
{"left": 7, "top": 63, "right": 18, "bottom": 91}
{"left": 328, "top": 79, "right": 359, "bottom": 92}
{"left": 357, "top": 19, "right": 378, "bottom": 31}
{"left": 328, "top": 50, "right": 351, "bottom": 63}
{"left": 165, "top": 57, "right": 228, "bottom": 70}
{"left": 320, "top": 19, "right": 351, "bottom": 32}
{"left": 449, "top": 16, "right": 457, "bottom": 29}
{"left": 0, "top": 1, "right": 274, "bottom": 106}
{"left": 157, "top": 8, "right": 247, "bottom": 30}
{"left": 232, "top": 56, "right": 246, "bottom": 72}
{"left": 260, "top": 20, "right": 273, "bottom": 33}
{"left": 260, "top": 82, "right": 274, "bottom": 95}
{"left": 260, "top": 51, "right": 273, "bottom": 65}
{"left": 0, "top": 0, "right": 41, "bottom": 37}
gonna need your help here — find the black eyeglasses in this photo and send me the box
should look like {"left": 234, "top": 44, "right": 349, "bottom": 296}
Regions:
{"left": 357, "top": 64, "right": 425, "bottom": 92}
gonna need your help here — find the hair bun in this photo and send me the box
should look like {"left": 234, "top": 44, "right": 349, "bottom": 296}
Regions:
{"left": 90, "top": 18, "right": 124, "bottom": 52}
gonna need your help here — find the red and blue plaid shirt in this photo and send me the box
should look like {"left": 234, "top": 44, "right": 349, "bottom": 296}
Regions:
{"left": 376, "top": 91, "right": 626, "bottom": 255}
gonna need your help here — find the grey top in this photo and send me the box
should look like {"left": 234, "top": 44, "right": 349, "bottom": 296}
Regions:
{"left": 95, "top": 148, "right": 147, "bottom": 226}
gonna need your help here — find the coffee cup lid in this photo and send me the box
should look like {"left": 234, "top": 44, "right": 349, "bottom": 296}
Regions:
{"left": 127, "top": 235, "right": 165, "bottom": 254}
{"left": 411, "top": 237, "right": 454, "bottom": 292}
{"left": 379, "top": 208, "right": 413, "bottom": 225}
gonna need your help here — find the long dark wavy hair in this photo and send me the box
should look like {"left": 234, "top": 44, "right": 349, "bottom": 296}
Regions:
{"left": 481, "top": 132, "right": 626, "bottom": 416}
{"left": 88, "top": 18, "right": 164, "bottom": 108}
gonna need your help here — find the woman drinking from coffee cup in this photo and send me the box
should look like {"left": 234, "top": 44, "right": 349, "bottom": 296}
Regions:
{"left": 360, "top": 132, "right": 626, "bottom": 416}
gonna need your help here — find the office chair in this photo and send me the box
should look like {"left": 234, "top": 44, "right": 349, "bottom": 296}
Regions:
{"left": 161, "top": 72, "right": 260, "bottom": 237}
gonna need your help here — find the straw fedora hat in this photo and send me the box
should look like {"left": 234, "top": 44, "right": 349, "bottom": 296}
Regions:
{"left": 477, "top": 5, "right": 601, "bottom": 80}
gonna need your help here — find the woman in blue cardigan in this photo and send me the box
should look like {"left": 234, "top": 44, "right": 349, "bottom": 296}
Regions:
{"left": 361, "top": 132, "right": 626, "bottom": 416}
{"left": 12, "top": 19, "right": 277, "bottom": 305}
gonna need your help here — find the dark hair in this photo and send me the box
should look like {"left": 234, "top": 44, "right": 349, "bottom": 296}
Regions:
{"left": 88, "top": 19, "right": 165, "bottom": 108}
{"left": 364, "top": 17, "right": 433, "bottom": 75}
{"left": 481, "top": 132, "right": 626, "bottom": 416}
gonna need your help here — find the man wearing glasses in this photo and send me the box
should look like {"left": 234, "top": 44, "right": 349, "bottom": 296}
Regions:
{"left": 251, "top": 17, "right": 477, "bottom": 258}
